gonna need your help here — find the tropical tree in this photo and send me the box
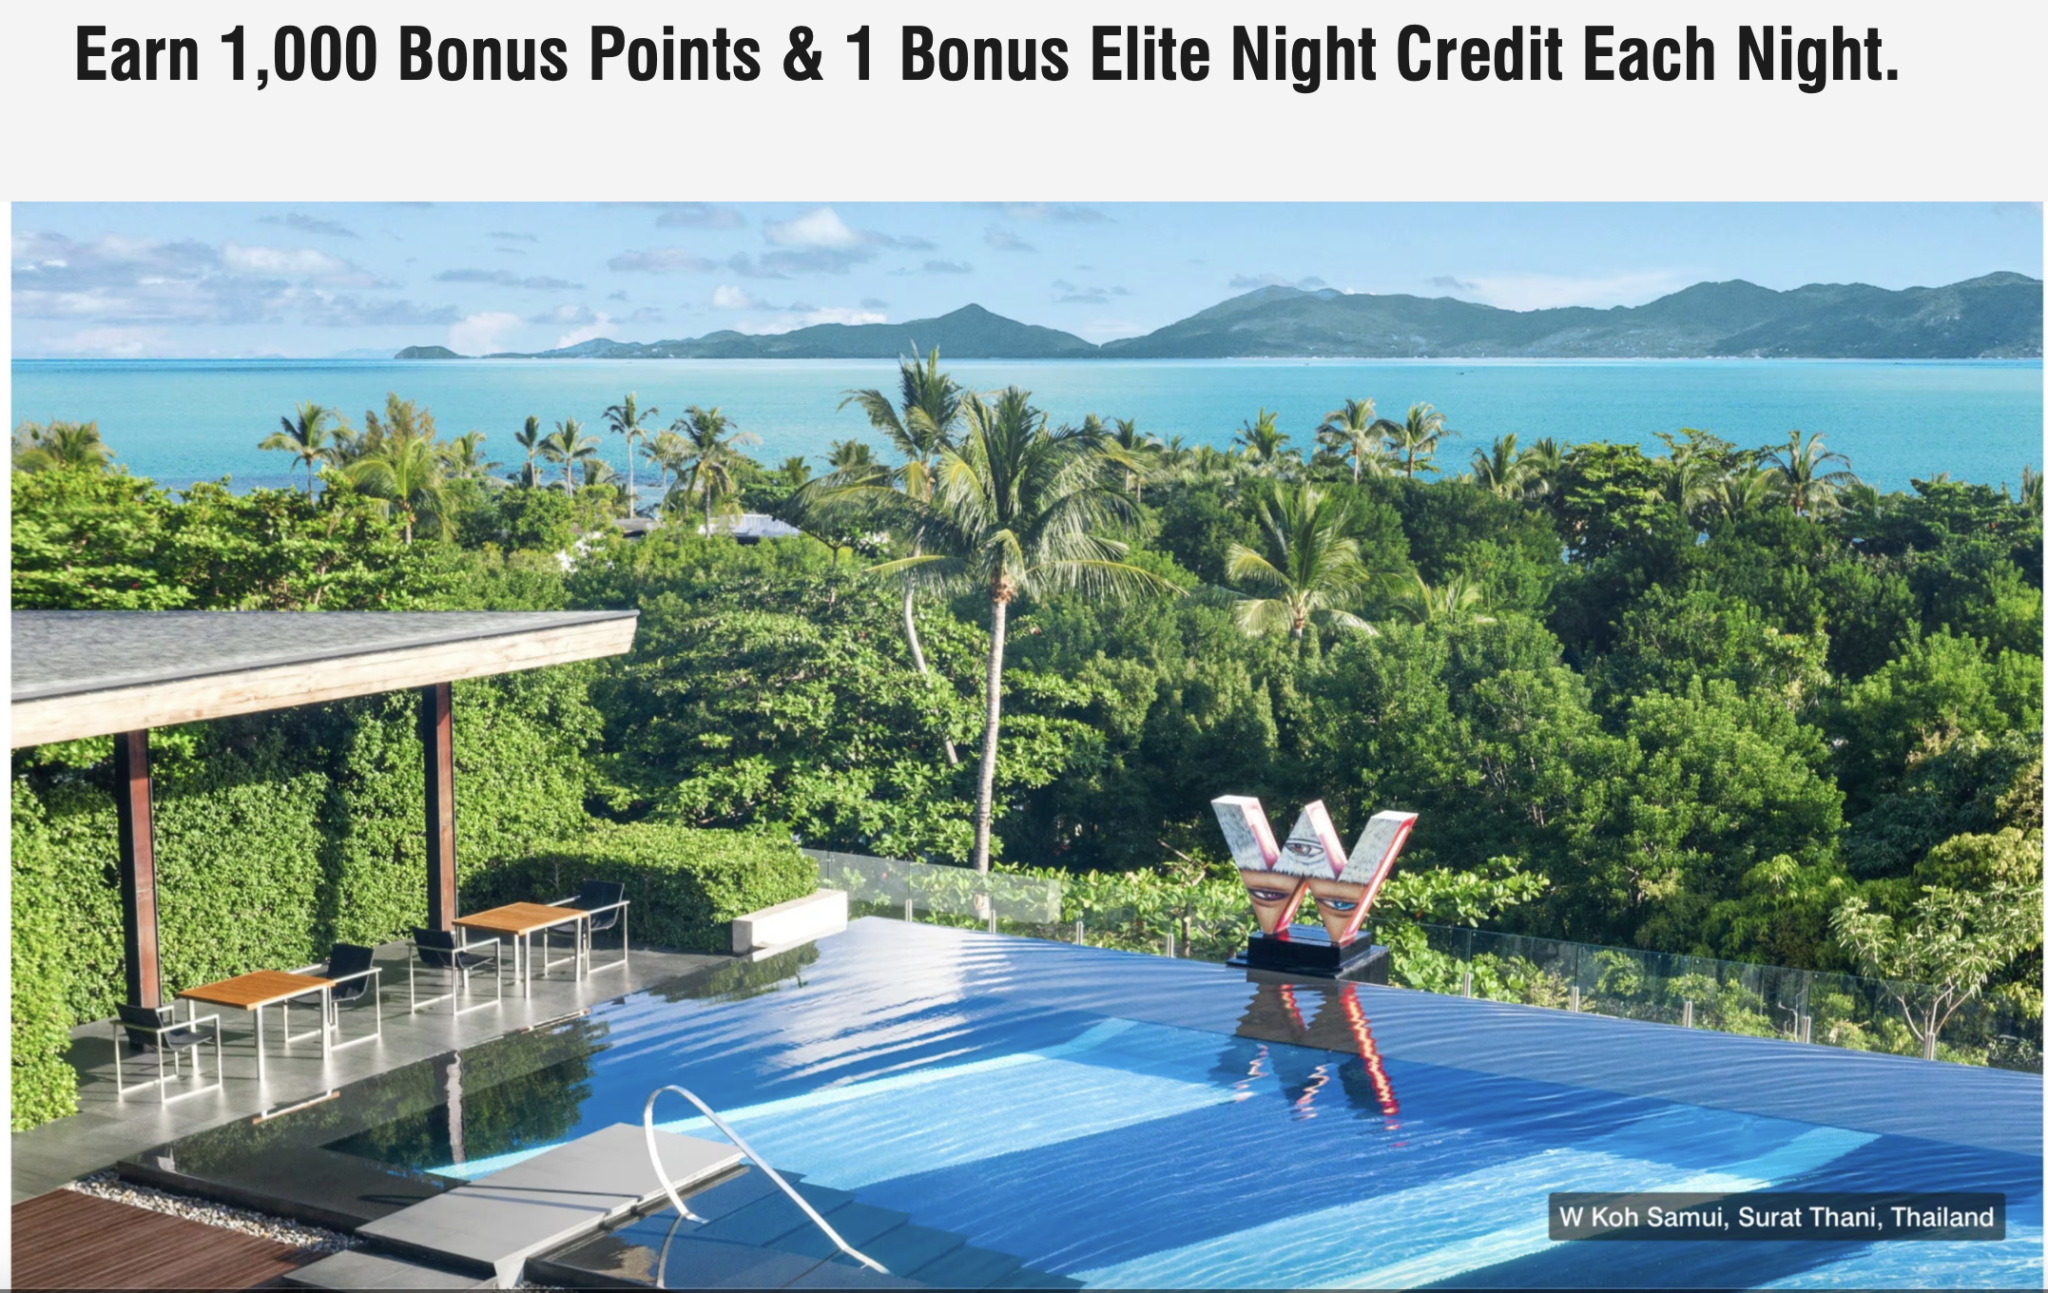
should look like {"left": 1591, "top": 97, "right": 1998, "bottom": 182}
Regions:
{"left": 873, "top": 386, "right": 1175, "bottom": 872}
{"left": 666, "top": 405, "right": 761, "bottom": 529}
{"left": 543, "top": 418, "right": 601, "bottom": 491}
{"left": 1715, "top": 465, "right": 1786, "bottom": 521}
{"left": 1470, "top": 434, "right": 1538, "bottom": 499}
{"left": 824, "top": 438, "right": 888, "bottom": 483}
{"left": 513, "top": 415, "right": 547, "bottom": 487}
{"left": 1832, "top": 884, "right": 2044, "bottom": 1060}
{"left": 1381, "top": 403, "right": 1454, "bottom": 478}
{"left": 14, "top": 419, "right": 113, "bottom": 474}
{"left": 1518, "top": 436, "right": 1565, "bottom": 499}
{"left": 1106, "top": 418, "right": 1162, "bottom": 502}
{"left": 1317, "top": 397, "right": 1391, "bottom": 483}
{"left": 641, "top": 429, "right": 683, "bottom": 497}
{"left": 259, "top": 403, "right": 337, "bottom": 494}
{"left": 604, "top": 391, "right": 659, "bottom": 514}
{"left": 1232, "top": 408, "right": 1293, "bottom": 476}
{"left": 438, "top": 430, "right": 501, "bottom": 485}
{"left": 1385, "top": 572, "right": 1495, "bottom": 625}
{"left": 1224, "top": 483, "right": 1376, "bottom": 639}
{"left": 776, "top": 456, "right": 813, "bottom": 488}
{"left": 362, "top": 392, "right": 436, "bottom": 450}
{"left": 1766, "top": 429, "right": 1859, "bottom": 517}
{"left": 346, "top": 435, "right": 449, "bottom": 544}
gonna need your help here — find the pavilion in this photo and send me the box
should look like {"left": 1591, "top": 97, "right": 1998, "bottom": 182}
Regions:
{"left": 8, "top": 609, "right": 640, "bottom": 1012}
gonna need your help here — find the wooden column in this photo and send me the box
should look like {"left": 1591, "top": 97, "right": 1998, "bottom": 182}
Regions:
{"left": 421, "top": 682, "right": 457, "bottom": 931}
{"left": 113, "top": 729, "right": 162, "bottom": 1008}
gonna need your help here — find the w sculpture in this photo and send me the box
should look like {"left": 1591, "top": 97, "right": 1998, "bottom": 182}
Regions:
{"left": 1212, "top": 795, "right": 1416, "bottom": 980}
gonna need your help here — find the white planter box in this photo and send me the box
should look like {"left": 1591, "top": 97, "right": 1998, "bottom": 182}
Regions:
{"left": 731, "top": 888, "right": 849, "bottom": 955}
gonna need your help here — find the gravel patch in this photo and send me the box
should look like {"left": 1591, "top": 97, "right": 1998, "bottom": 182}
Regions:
{"left": 66, "top": 1170, "right": 356, "bottom": 1253}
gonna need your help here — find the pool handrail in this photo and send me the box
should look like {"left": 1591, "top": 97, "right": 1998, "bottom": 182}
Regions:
{"left": 642, "top": 1084, "right": 890, "bottom": 1276}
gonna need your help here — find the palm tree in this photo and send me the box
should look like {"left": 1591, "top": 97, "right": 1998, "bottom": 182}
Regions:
{"left": 513, "top": 415, "right": 547, "bottom": 487}
{"left": 438, "top": 430, "right": 500, "bottom": 485}
{"left": 838, "top": 345, "right": 963, "bottom": 487}
{"left": 1380, "top": 403, "right": 1453, "bottom": 478}
{"left": 1317, "top": 398, "right": 1390, "bottom": 483}
{"left": 543, "top": 418, "right": 601, "bottom": 491}
{"left": 667, "top": 405, "right": 761, "bottom": 530}
{"left": 873, "top": 387, "right": 1175, "bottom": 872}
{"left": 1104, "top": 418, "right": 1164, "bottom": 502}
{"left": 833, "top": 351, "right": 974, "bottom": 761}
{"left": 1470, "top": 434, "right": 1537, "bottom": 499}
{"left": 1224, "top": 483, "right": 1377, "bottom": 639}
{"left": 1385, "top": 573, "right": 1494, "bottom": 625}
{"left": 2010, "top": 465, "right": 2042, "bottom": 513}
{"left": 604, "top": 392, "right": 659, "bottom": 514}
{"left": 1232, "top": 408, "right": 1293, "bottom": 476}
{"left": 1715, "top": 465, "right": 1786, "bottom": 521}
{"left": 777, "top": 456, "right": 813, "bottom": 488}
{"left": 13, "top": 419, "right": 113, "bottom": 473}
{"left": 347, "top": 436, "right": 448, "bottom": 544}
{"left": 824, "top": 438, "right": 888, "bottom": 482}
{"left": 1518, "top": 437, "right": 1565, "bottom": 500}
{"left": 260, "top": 403, "right": 336, "bottom": 494}
{"left": 1766, "top": 429, "right": 1859, "bottom": 517}
{"left": 641, "top": 429, "right": 683, "bottom": 497}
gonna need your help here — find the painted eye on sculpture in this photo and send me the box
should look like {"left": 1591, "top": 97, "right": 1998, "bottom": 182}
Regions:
{"left": 1319, "top": 897, "right": 1359, "bottom": 912}
{"left": 1246, "top": 886, "right": 1292, "bottom": 905}
{"left": 1284, "top": 840, "right": 1324, "bottom": 861}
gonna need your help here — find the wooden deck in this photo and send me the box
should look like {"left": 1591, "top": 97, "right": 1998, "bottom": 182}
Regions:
{"left": 10, "top": 1189, "right": 311, "bottom": 1289}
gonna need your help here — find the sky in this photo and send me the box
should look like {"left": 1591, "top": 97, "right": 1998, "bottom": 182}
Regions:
{"left": 10, "top": 202, "right": 2042, "bottom": 359}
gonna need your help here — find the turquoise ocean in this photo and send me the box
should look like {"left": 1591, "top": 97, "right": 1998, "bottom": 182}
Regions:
{"left": 11, "top": 357, "right": 2043, "bottom": 493}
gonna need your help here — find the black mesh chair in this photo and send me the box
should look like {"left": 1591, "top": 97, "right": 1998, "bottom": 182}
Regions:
{"left": 409, "top": 926, "right": 503, "bottom": 1015}
{"left": 547, "top": 880, "right": 630, "bottom": 975}
{"left": 112, "top": 1003, "right": 222, "bottom": 1103}
{"left": 284, "top": 943, "right": 383, "bottom": 1049}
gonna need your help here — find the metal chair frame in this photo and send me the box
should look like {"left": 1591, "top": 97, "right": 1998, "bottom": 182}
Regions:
{"left": 408, "top": 931, "right": 504, "bottom": 1015}
{"left": 282, "top": 962, "right": 385, "bottom": 1051}
{"left": 112, "top": 1008, "right": 224, "bottom": 1103}
{"left": 546, "top": 891, "right": 632, "bottom": 976}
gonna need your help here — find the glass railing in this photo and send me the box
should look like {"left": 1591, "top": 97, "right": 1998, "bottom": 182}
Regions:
{"left": 806, "top": 851, "right": 2040, "bottom": 1073}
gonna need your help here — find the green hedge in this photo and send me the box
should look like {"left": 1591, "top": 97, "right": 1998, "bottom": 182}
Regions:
{"left": 478, "top": 821, "right": 817, "bottom": 953}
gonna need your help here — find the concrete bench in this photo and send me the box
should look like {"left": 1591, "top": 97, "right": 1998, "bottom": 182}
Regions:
{"left": 733, "top": 889, "right": 849, "bottom": 956}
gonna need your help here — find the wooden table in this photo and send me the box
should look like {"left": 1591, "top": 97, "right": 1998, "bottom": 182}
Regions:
{"left": 177, "top": 969, "right": 333, "bottom": 1081}
{"left": 454, "top": 902, "right": 590, "bottom": 997}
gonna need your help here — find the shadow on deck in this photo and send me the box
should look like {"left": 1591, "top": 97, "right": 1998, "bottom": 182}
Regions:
{"left": 11, "top": 939, "right": 725, "bottom": 1203}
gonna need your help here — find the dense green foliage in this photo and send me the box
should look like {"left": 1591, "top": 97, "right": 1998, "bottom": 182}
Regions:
{"left": 478, "top": 821, "right": 816, "bottom": 953}
{"left": 12, "top": 385, "right": 2044, "bottom": 1123}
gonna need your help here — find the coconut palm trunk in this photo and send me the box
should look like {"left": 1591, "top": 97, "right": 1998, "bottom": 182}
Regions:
{"left": 972, "top": 589, "right": 1013, "bottom": 874}
{"left": 903, "top": 576, "right": 961, "bottom": 765}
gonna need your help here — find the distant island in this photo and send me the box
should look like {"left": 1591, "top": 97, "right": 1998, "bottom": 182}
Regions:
{"left": 401, "top": 273, "right": 2043, "bottom": 362}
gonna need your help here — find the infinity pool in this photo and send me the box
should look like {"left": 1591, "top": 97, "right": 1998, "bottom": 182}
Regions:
{"left": 143, "top": 919, "right": 2044, "bottom": 1288}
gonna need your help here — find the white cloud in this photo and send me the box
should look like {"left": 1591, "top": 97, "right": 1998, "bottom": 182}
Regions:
{"left": 449, "top": 311, "right": 523, "bottom": 355}
{"left": 712, "top": 285, "right": 766, "bottom": 309}
{"left": 222, "top": 243, "right": 355, "bottom": 277}
{"left": 733, "top": 304, "right": 886, "bottom": 335}
{"left": 763, "top": 206, "right": 865, "bottom": 249}
{"left": 608, "top": 247, "right": 716, "bottom": 273}
{"left": 1442, "top": 270, "right": 1692, "bottom": 311}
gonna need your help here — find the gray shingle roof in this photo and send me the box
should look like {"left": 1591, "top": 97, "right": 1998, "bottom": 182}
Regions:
{"left": 11, "top": 610, "right": 638, "bottom": 702}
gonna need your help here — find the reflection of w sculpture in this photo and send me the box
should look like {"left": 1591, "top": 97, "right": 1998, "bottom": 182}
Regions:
{"left": 1212, "top": 796, "right": 1417, "bottom": 945}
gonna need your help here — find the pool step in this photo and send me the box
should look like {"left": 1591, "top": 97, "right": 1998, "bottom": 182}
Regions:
{"left": 283, "top": 1248, "right": 493, "bottom": 1289}
{"left": 338, "top": 1123, "right": 744, "bottom": 1287}
{"left": 536, "top": 1166, "right": 1081, "bottom": 1289}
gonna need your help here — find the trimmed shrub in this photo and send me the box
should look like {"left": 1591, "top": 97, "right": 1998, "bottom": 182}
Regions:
{"left": 482, "top": 822, "right": 817, "bottom": 952}
{"left": 10, "top": 781, "right": 79, "bottom": 1129}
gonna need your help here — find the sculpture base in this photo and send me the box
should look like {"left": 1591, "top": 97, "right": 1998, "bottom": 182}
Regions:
{"left": 1232, "top": 925, "right": 1389, "bottom": 983}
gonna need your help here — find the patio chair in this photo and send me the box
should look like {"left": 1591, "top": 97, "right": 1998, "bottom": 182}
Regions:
{"left": 547, "top": 880, "right": 630, "bottom": 975}
{"left": 112, "top": 1003, "right": 223, "bottom": 1103}
{"left": 283, "top": 943, "right": 383, "bottom": 1050}
{"left": 408, "top": 926, "right": 503, "bottom": 1015}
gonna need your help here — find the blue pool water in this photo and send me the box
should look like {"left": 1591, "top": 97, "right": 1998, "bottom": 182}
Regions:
{"left": 12, "top": 357, "right": 2044, "bottom": 492}
{"left": 407, "top": 921, "right": 2040, "bottom": 1288}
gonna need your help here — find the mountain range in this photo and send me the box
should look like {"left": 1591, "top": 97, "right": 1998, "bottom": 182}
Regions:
{"left": 408, "top": 273, "right": 2041, "bottom": 362}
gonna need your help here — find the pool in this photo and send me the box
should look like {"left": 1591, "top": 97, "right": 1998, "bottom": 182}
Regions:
{"left": 133, "top": 919, "right": 2043, "bottom": 1288}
